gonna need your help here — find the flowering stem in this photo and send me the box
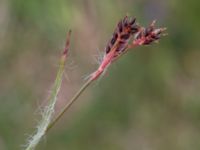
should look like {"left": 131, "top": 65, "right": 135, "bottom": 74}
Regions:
{"left": 46, "top": 77, "right": 94, "bottom": 132}
{"left": 46, "top": 44, "right": 139, "bottom": 133}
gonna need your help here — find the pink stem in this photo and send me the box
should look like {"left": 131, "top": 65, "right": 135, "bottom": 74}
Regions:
{"left": 90, "top": 50, "right": 116, "bottom": 81}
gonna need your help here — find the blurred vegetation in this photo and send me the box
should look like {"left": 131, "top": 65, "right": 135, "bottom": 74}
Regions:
{"left": 0, "top": 0, "right": 200, "bottom": 150}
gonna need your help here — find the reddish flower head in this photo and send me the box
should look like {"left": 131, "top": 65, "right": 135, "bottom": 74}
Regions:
{"left": 90, "top": 16, "right": 166, "bottom": 81}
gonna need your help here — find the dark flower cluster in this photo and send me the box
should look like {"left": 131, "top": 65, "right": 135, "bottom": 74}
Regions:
{"left": 105, "top": 16, "right": 139, "bottom": 55}
{"left": 90, "top": 15, "right": 166, "bottom": 80}
{"left": 104, "top": 16, "right": 166, "bottom": 59}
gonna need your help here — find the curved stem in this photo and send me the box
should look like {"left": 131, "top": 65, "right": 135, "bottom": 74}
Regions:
{"left": 46, "top": 42, "right": 138, "bottom": 133}
{"left": 46, "top": 78, "right": 94, "bottom": 132}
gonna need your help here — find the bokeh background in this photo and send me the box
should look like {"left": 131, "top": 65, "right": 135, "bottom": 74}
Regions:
{"left": 0, "top": 0, "right": 200, "bottom": 149}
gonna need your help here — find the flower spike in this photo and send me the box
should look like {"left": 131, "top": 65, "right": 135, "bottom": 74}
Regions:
{"left": 90, "top": 16, "right": 166, "bottom": 81}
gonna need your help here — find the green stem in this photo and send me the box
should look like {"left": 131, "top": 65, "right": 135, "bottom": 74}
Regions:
{"left": 46, "top": 78, "right": 94, "bottom": 132}
{"left": 25, "top": 57, "right": 67, "bottom": 150}
{"left": 25, "top": 31, "right": 71, "bottom": 150}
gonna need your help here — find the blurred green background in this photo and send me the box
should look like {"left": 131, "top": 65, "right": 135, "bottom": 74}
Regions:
{"left": 0, "top": 0, "right": 200, "bottom": 149}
